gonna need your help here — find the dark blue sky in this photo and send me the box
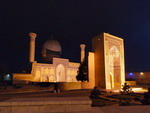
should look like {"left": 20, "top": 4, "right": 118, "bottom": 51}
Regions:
{"left": 0, "top": 0, "right": 150, "bottom": 72}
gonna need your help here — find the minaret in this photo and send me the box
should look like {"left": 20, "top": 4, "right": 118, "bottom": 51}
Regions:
{"left": 29, "top": 32, "right": 37, "bottom": 63}
{"left": 80, "top": 44, "right": 86, "bottom": 62}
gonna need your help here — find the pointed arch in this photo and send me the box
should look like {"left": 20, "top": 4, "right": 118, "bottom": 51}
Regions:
{"left": 56, "top": 64, "right": 65, "bottom": 82}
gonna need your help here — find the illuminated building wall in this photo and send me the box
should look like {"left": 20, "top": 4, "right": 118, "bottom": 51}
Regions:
{"left": 14, "top": 58, "right": 79, "bottom": 83}
{"left": 92, "top": 33, "right": 125, "bottom": 89}
{"left": 32, "top": 58, "right": 79, "bottom": 82}
{"left": 81, "top": 52, "right": 95, "bottom": 89}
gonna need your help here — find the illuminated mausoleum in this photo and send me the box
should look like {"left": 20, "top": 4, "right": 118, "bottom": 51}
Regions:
{"left": 13, "top": 32, "right": 125, "bottom": 90}
{"left": 14, "top": 33, "right": 80, "bottom": 86}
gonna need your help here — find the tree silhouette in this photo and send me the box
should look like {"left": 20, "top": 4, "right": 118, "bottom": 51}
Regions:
{"left": 76, "top": 58, "right": 88, "bottom": 81}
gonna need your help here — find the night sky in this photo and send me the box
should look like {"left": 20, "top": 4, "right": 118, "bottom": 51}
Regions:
{"left": 0, "top": 0, "right": 150, "bottom": 73}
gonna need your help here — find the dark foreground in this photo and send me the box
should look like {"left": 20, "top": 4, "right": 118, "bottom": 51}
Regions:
{"left": 0, "top": 89, "right": 146, "bottom": 106}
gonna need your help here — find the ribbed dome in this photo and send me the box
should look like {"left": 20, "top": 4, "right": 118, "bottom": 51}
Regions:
{"left": 41, "top": 39, "right": 61, "bottom": 63}
{"left": 43, "top": 39, "right": 61, "bottom": 52}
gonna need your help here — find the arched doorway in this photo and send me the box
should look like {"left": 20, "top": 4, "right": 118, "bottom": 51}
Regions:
{"left": 56, "top": 64, "right": 65, "bottom": 82}
{"left": 109, "top": 46, "right": 121, "bottom": 89}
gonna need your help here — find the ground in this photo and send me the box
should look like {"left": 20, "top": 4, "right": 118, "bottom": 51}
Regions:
{"left": 0, "top": 85, "right": 147, "bottom": 107}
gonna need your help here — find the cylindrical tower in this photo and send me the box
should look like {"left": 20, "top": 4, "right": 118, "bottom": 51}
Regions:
{"left": 29, "top": 32, "right": 37, "bottom": 63}
{"left": 80, "top": 44, "right": 86, "bottom": 62}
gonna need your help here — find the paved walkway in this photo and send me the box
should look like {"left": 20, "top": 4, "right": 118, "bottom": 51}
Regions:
{"left": 4, "top": 97, "right": 91, "bottom": 102}
{"left": 91, "top": 106, "right": 150, "bottom": 113}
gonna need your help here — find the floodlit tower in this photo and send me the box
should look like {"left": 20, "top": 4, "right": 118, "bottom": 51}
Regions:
{"left": 29, "top": 32, "right": 37, "bottom": 63}
{"left": 80, "top": 44, "right": 86, "bottom": 62}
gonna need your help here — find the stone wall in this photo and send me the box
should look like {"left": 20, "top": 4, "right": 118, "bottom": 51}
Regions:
{"left": 125, "top": 81, "right": 137, "bottom": 86}
{"left": 58, "top": 82, "right": 81, "bottom": 91}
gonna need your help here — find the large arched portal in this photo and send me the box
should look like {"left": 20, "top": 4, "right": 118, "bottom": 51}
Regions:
{"left": 56, "top": 64, "right": 65, "bottom": 82}
{"left": 109, "top": 46, "right": 121, "bottom": 89}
